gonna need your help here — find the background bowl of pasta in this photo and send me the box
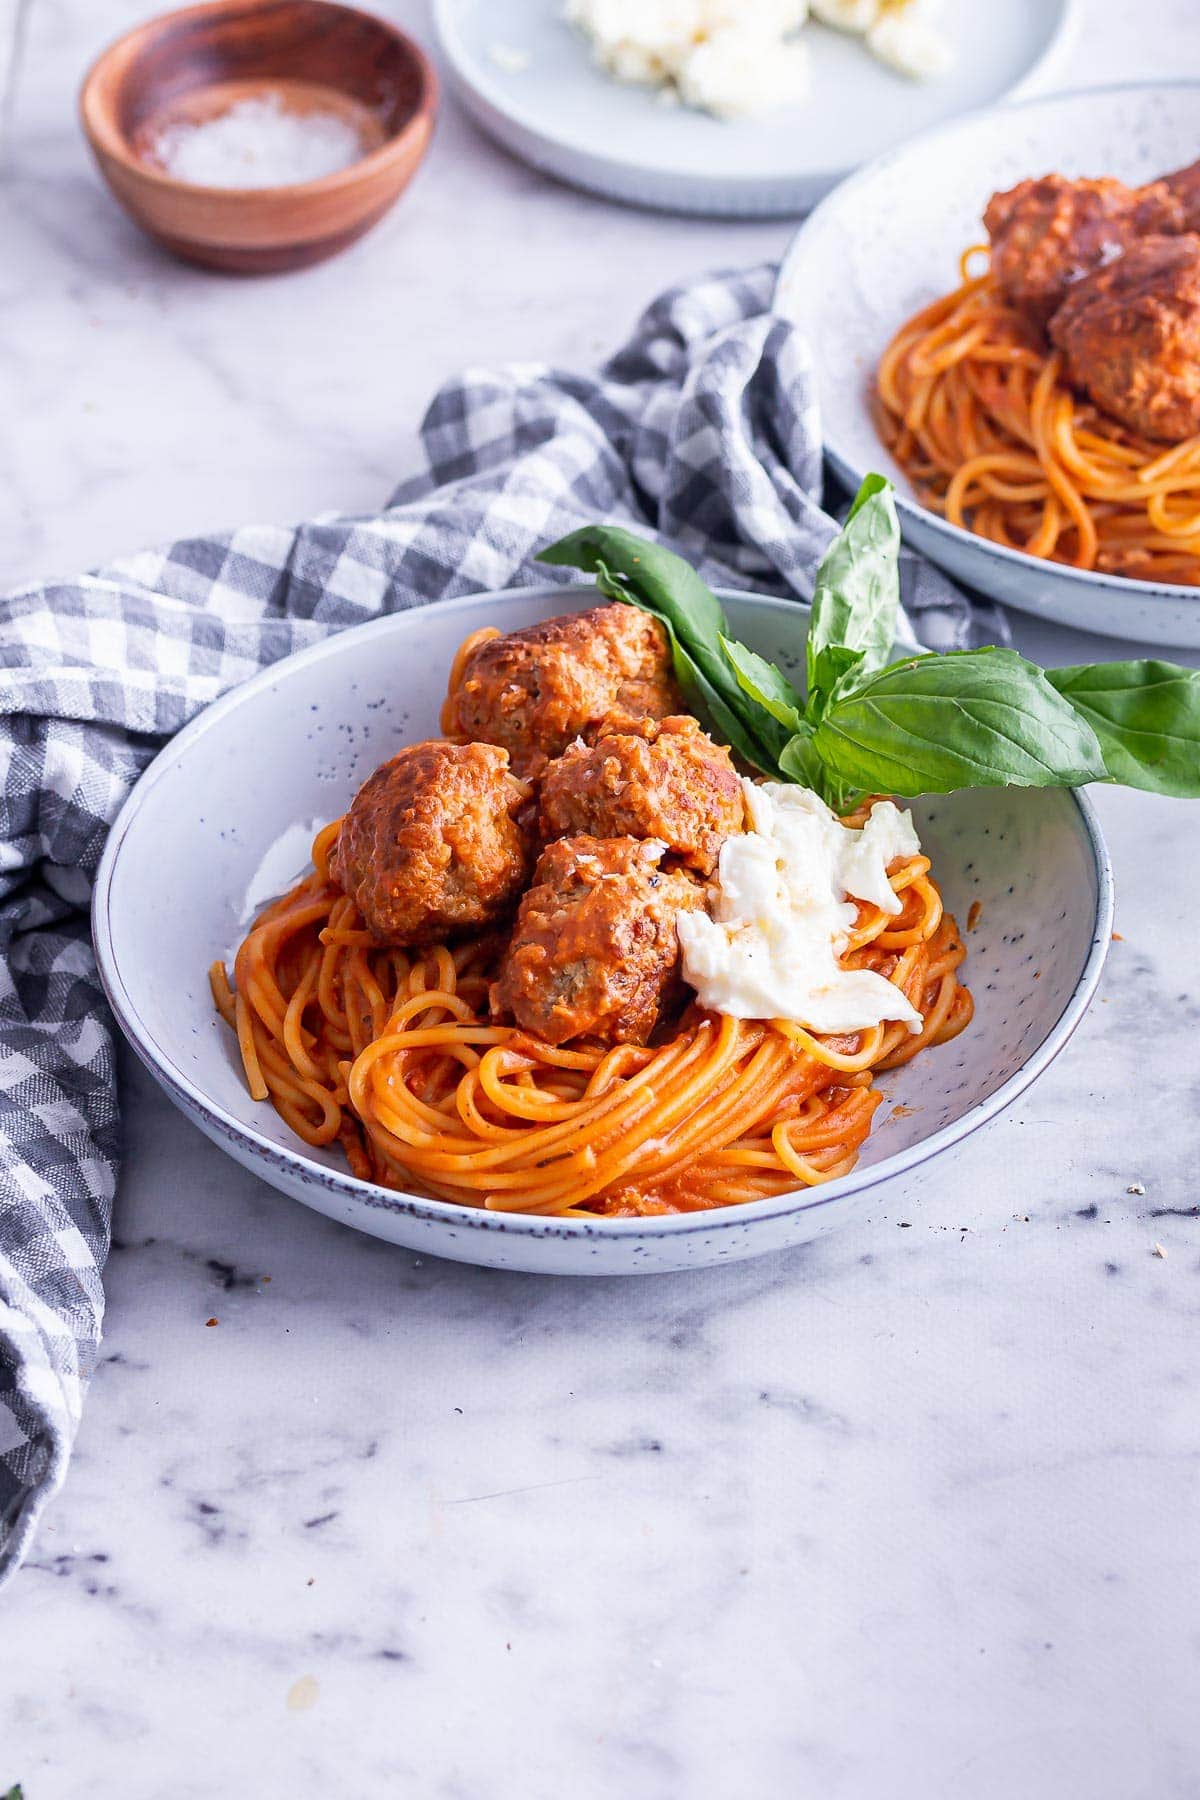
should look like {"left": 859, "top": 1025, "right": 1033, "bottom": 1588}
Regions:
{"left": 92, "top": 585, "right": 1112, "bottom": 1276}
{"left": 775, "top": 80, "right": 1200, "bottom": 646}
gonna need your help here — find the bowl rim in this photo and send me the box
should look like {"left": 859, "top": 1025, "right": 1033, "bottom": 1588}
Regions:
{"left": 92, "top": 584, "right": 1115, "bottom": 1242}
{"left": 79, "top": 0, "right": 439, "bottom": 203}
{"left": 431, "top": 0, "right": 1081, "bottom": 196}
{"left": 775, "top": 75, "right": 1200, "bottom": 608}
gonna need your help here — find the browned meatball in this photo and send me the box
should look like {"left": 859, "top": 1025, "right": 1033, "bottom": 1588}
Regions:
{"left": 537, "top": 715, "right": 744, "bottom": 877}
{"left": 1049, "top": 234, "right": 1200, "bottom": 442}
{"left": 331, "top": 741, "right": 530, "bottom": 945}
{"left": 1163, "top": 158, "right": 1200, "bottom": 231}
{"left": 984, "top": 173, "right": 1184, "bottom": 328}
{"left": 444, "top": 605, "right": 682, "bottom": 774}
{"left": 491, "top": 836, "right": 706, "bottom": 1047}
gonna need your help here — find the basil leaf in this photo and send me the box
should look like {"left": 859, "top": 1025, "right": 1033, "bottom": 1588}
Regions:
{"left": 813, "top": 649, "right": 1107, "bottom": 795}
{"left": 779, "top": 729, "right": 865, "bottom": 813}
{"left": 720, "top": 636, "right": 804, "bottom": 731}
{"left": 808, "top": 643, "right": 865, "bottom": 715}
{"left": 806, "top": 475, "right": 900, "bottom": 699}
{"left": 1046, "top": 661, "right": 1200, "bottom": 797}
{"left": 539, "top": 525, "right": 726, "bottom": 646}
{"left": 590, "top": 555, "right": 629, "bottom": 607}
{"left": 655, "top": 618, "right": 779, "bottom": 776}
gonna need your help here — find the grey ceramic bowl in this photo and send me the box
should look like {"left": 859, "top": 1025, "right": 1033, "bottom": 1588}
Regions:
{"left": 92, "top": 587, "right": 1113, "bottom": 1275}
{"left": 775, "top": 81, "right": 1200, "bottom": 646}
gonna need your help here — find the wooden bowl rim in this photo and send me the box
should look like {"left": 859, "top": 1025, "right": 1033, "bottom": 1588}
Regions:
{"left": 79, "top": 0, "right": 439, "bottom": 202}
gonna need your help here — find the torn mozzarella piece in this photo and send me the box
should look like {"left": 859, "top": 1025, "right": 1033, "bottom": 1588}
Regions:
{"left": 677, "top": 781, "right": 925, "bottom": 1036}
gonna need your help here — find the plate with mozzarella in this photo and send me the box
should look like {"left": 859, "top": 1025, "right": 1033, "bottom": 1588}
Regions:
{"left": 432, "top": 0, "right": 1079, "bottom": 216}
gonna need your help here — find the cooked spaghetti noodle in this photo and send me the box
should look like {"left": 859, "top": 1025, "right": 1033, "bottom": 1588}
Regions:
{"left": 875, "top": 247, "right": 1200, "bottom": 585}
{"left": 211, "top": 810, "right": 972, "bottom": 1217}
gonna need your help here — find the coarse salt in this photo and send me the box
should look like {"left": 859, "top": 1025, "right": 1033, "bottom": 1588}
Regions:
{"left": 153, "top": 92, "right": 365, "bottom": 190}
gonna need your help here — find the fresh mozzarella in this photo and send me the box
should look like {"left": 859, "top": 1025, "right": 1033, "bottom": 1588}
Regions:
{"left": 809, "top": 0, "right": 881, "bottom": 31}
{"left": 566, "top": 0, "right": 950, "bottom": 118}
{"left": 867, "top": 2, "right": 954, "bottom": 78}
{"left": 677, "top": 25, "right": 811, "bottom": 118}
{"left": 564, "top": 0, "right": 811, "bottom": 118}
{"left": 811, "top": 0, "right": 953, "bottom": 80}
{"left": 677, "top": 781, "right": 924, "bottom": 1035}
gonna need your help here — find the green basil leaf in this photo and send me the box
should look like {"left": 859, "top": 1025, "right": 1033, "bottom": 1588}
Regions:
{"left": 590, "top": 555, "right": 628, "bottom": 607}
{"left": 806, "top": 475, "right": 900, "bottom": 698}
{"left": 813, "top": 649, "right": 1107, "bottom": 795}
{"left": 779, "top": 729, "right": 865, "bottom": 813}
{"left": 720, "top": 636, "right": 805, "bottom": 731}
{"left": 658, "top": 619, "right": 780, "bottom": 776}
{"left": 1046, "top": 660, "right": 1200, "bottom": 797}
{"left": 808, "top": 643, "right": 865, "bottom": 715}
{"left": 539, "top": 525, "right": 726, "bottom": 646}
{"left": 778, "top": 727, "right": 826, "bottom": 796}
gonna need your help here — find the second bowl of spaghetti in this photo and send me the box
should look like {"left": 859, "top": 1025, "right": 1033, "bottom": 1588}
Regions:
{"left": 776, "top": 79, "right": 1200, "bottom": 646}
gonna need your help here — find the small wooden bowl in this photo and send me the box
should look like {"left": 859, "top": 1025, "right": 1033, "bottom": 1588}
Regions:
{"left": 80, "top": 0, "right": 438, "bottom": 273}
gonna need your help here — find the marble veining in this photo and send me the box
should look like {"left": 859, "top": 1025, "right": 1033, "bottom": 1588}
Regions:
{"left": 2, "top": 2, "right": 1199, "bottom": 1796}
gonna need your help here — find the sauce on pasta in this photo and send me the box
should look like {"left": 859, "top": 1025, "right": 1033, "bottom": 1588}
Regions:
{"left": 211, "top": 747, "right": 972, "bottom": 1218}
{"left": 874, "top": 247, "right": 1200, "bottom": 586}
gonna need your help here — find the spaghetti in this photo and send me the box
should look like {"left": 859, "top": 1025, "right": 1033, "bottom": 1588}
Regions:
{"left": 211, "top": 810, "right": 972, "bottom": 1218}
{"left": 874, "top": 247, "right": 1200, "bottom": 586}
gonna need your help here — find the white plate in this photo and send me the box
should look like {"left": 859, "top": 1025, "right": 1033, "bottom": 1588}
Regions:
{"left": 92, "top": 586, "right": 1112, "bottom": 1277}
{"left": 775, "top": 80, "right": 1200, "bottom": 645}
{"left": 432, "top": 0, "right": 1079, "bottom": 217}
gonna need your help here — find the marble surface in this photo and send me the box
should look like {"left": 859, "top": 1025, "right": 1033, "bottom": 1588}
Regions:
{"left": 3, "top": 2, "right": 1200, "bottom": 1795}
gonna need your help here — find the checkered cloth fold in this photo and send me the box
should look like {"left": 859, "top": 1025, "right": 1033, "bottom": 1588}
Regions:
{"left": 0, "top": 262, "right": 1002, "bottom": 1585}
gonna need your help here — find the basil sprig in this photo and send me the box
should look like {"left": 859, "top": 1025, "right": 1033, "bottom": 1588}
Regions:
{"left": 539, "top": 478, "right": 1200, "bottom": 808}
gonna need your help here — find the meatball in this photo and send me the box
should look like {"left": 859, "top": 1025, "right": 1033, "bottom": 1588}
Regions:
{"left": 984, "top": 173, "right": 1184, "bottom": 328}
{"left": 1163, "top": 158, "right": 1200, "bottom": 231}
{"left": 331, "top": 740, "right": 530, "bottom": 945}
{"left": 1049, "top": 234, "right": 1200, "bottom": 442}
{"left": 443, "top": 605, "right": 682, "bottom": 774}
{"left": 537, "top": 715, "right": 744, "bottom": 876}
{"left": 491, "top": 836, "right": 706, "bottom": 1047}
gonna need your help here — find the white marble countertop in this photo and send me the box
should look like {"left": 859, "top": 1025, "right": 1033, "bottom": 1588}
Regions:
{"left": 3, "top": 3, "right": 1200, "bottom": 1795}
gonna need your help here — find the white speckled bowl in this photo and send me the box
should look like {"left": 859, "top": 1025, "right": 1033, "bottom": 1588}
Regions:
{"left": 93, "top": 587, "right": 1112, "bottom": 1275}
{"left": 775, "top": 81, "right": 1200, "bottom": 645}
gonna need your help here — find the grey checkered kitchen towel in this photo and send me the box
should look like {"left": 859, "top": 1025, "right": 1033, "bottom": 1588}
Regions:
{"left": 0, "top": 261, "right": 1000, "bottom": 1586}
